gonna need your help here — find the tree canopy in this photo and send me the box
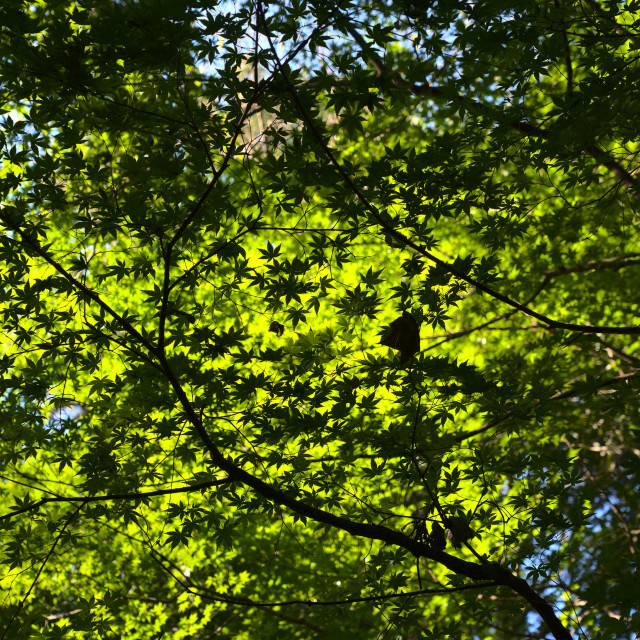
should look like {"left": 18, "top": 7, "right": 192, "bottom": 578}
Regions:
{"left": 1, "top": 0, "right": 640, "bottom": 638}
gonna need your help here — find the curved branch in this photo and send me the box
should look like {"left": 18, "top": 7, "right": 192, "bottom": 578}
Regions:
{"left": 343, "top": 23, "right": 640, "bottom": 200}
{"left": 0, "top": 217, "right": 158, "bottom": 354}
{"left": 259, "top": 17, "right": 640, "bottom": 336}
{"left": 425, "top": 252, "right": 640, "bottom": 349}
{"left": 0, "top": 479, "right": 231, "bottom": 523}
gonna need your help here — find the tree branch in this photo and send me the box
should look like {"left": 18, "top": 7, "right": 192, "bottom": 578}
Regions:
{"left": 257, "top": 17, "right": 640, "bottom": 336}
{"left": 0, "top": 217, "right": 158, "bottom": 354}
{"left": 457, "top": 370, "right": 636, "bottom": 442}
{"left": 343, "top": 22, "right": 640, "bottom": 200}
{"left": 1, "top": 501, "right": 86, "bottom": 640}
{"left": 0, "top": 479, "right": 231, "bottom": 523}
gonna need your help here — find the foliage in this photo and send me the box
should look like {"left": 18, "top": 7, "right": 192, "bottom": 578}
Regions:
{"left": 1, "top": 0, "right": 640, "bottom": 638}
